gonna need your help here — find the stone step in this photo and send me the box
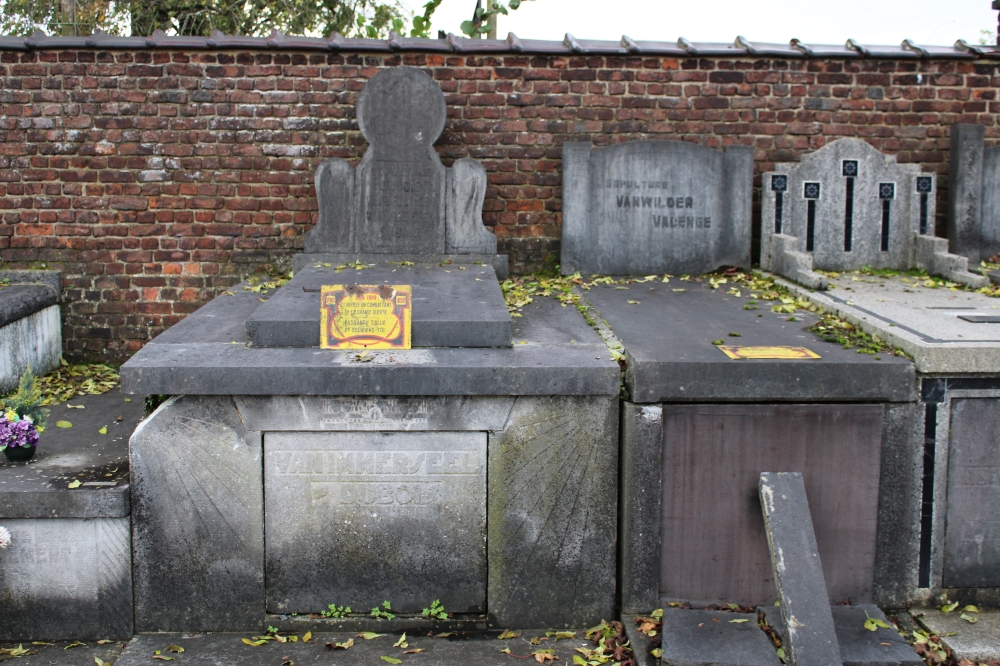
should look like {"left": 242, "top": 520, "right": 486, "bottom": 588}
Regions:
{"left": 911, "top": 606, "right": 1000, "bottom": 663}
{"left": 114, "top": 631, "right": 601, "bottom": 665}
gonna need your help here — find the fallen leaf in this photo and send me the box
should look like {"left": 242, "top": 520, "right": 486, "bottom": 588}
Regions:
{"left": 32, "top": 642, "right": 53, "bottom": 645}
{"left": 651, "top": 648, "right": 663, "bottom": 658}
{"left": 531, "top": 648, "right": 558, "bottom": 663}
{"left": 651, "top": 608, "right": 664, "bottom": 619}
{"left": 960, "top": 612, "right": 978, "bottom": 624}
{"left": 672, "top": 288, "right": 686, "bottom": 292}
{"left": 498, "top": 629, "right": 521, "bottom": 640}
{"left": 530, "top": 636, "right": 546, "bottom": 645}
{"left": 381, "top": 657, "right": 402, "bottom": 664}
{"left": 434, "top": 632, "right": 456, "bottom": 638}
{"left": 66, "top": 404, "right": 84, "bottom": 409}
{"left": 124, "top": 398, "right": 132, "bottom": 402}
{"left": 730, "top": 619, "right": 750, "bottom": 623}
{"left": 963, "top": 605, "right": 979, "bottom": 613}
{"left": 358, "top": 632, "right": 386, "bottom": 640}
{"left": 394, "top": 633, "right": 408, "bottom": 648}
{"left": 151, "top": 657, "right": 174, "bottom": 662}
{"left": 626, "top": 300, "right": 640, "bottom": 305}
{"left": 941, "top": 601, "right": 960, "bottom": 613}
{"left": 56, "top": 420, "right": 73, "bottom": 428}
{"left": 99, "top": 426, "right": 108, "bottom": 434}
{"left": 95, "top": 658, "right": 107, "bottom": 666}
{"left": 67, "top": 479, "right": 82, "bottom": 489}
{"left": 331, "top": 638, "right": 354, "bottom": 650}
{"left": 165, "top": 645, "right": 184, "bottom": 653}
{"left": 403, "top": 648, "right": 424, "bottom": 654}
{"left": 302, "top": 631, "right": 312, "bottom": 643}
{"left": 546, "top": 631, "right": 576, "bottom": 640}
{"left": 500, "top": 648, "right": 511, "bottom": 654}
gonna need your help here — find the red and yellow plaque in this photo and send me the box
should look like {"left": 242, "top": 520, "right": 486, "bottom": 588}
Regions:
{"left": 320, "top": 284, "right": 412, "bottom": 350}
{"left": 718, "top": 346, "right": 821, "bottom": 360}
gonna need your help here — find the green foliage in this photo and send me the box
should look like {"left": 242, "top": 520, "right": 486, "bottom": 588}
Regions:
{"left": 1, "top": 0, "right": 426, "bottom": 39}
{"left": 421, "top": 599, "right": 447, "bottom": 620}
{"left": 3, "top": 367, "right": 48, "bottom": 429}
{"left": 460, "top": 0, "right": 522, "bottom": 37}
{"left": 321, "top": 603, "right": 352, "bottom": 618}
{"left": 371, "top": 600, "right": 395, "bottom": 620}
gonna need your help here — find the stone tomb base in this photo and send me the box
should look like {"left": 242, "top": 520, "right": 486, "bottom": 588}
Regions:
{"left": 131, "top": 394, "right": 618, "bottom": 631}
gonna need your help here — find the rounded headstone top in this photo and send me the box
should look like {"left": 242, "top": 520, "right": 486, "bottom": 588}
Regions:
{"left": 357, "top": 67, "right": 446, "bottom": 150}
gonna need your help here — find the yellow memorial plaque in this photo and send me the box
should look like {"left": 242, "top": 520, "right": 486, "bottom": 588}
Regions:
{"left": 718, "top": 346, "right": 821, "bottom": 360}
{"left": 320, "top": 284, "right": 412, "bottom": 349}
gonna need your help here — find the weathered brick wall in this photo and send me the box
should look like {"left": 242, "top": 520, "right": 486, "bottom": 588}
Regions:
{"left": 0, "top": 48, "right": 997, "bottom": 362}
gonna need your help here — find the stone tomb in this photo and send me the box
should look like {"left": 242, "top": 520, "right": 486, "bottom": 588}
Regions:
{"left": 780, "top": 272, "right": 1000, "bottom": 603}
{"left": 583, "top": 277, "right": 921, "bottom": 614}
{"left": 947, "top": 124, "right": 1000, "bottom": 266}
{"left": 124, "top": 265, "right": 619, "bottom": 631}
{"left": 761, "top": 139, "right": 983, "bottom": 289}
{"left": 0, "top": 389, "right": 143, "bottom": 640}
{"left": 560, "top": 140, "right": 753, "bottom": 276}
{"left": 301, "top": 67, "right": 506, "bottom": 278}
{"left": 0, "top": 270, "right": 62, "bottom": 393}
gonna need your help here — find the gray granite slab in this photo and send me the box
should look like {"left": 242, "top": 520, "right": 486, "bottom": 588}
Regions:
{"left": 658, "top": 609, "right": 781, "bottom": 666}
{"left": 130, "top": 395, "right": 264, "bottom": 632}
{"left": 0, "top": 517, "right": 132, "bottom": 640}
{"left": 0, "top": 389, "right": 141, "bottom": 519}
{"left": 582, "top": 280, "right": 915, "bottom": 404}
{"left": 619, "top": 402, "right": 663, "bottom": 614}
{"left": 264, "top": 431, "right": 487, "bottom": 615}
{"left": 561, "top": 141, "right": 752, "bottom": 276}
{"left": 235, "top": 395, "right": 514, "bottom": 431}
{"left": 660, "top": 405, "right": 882, "bottom": 607}
{"left": 0, "top": 284, "right": 56, "bottom": 328}
{"left": 947, "top": 124, "right": 1000, "bottom": 265}
{"left": 943, "top": 397, "right": 1000, "bottom": 587}
{"left": 303, "top": 68, "right": 501, "bottom": 266}
{"left": 913, "top": 607, "right": 1000, "bottom": 662}
{"left": 760, "top": 471, "right": 843, "bottom": 666}
{"left": 245, "top": 264, "right": 511, "bottom": 348}
{"left": 488, "top": 396, "right": 618, "bottom": 628}
{"left": 762, "top": 138, "right": 933, "bottom": 273}
{"left": 114, "top": 631, "right": 599, "bottom": 666}
{"left": 776, "top": 272, "right": 1000, "bottom": 373}
{"left": 760, "top": 605, "right": 921, "bottom": 666}
{"left": 121, "top": 292, "right": 619, "bottom": 397}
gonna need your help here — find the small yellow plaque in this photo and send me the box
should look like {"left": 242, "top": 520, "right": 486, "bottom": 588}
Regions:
{"left": 718, "top": 346, "right": 821, "bottom": 360}
{"left": 320, "top": 284, "right": 412, "bottom": 349}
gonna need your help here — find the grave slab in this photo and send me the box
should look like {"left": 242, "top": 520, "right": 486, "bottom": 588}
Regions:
{"left": 264, "top": 431, "right": 487, "bottom": 614}
{"left": 657, "top": 609, "right": 781, "bottom": 666}
{"left": 294, "top": 252, "right": 508, "bottom": 279}
{"left": 942, "top": 397, "right": 1000, "bottom": 588}
{"left": 760, "top": 605, "right": 922, "bottom": 666}
{"left": 760, "top": 471, "right": 843, "bottom": 666}
{"left": 581, "top": 279, "right": 915, "bottom": 404}
{"left": 776, "top": 272, "right": 1000, "bottom": 373}
{"left": 245, "top": 263, "right": 511, "bottom": 348}
{"left": 114, "top": 631, "right": 600, "bottom": 666}
{"left": 561, "top": 140, "right": 752, "bottom": 276}
{"left": 130, "top": 395, "right": 264, "bottom": 632}
{"left": 0, "top": 389, "right": 140, "bottom": 641}
{"left": 623, "top": 615, "right": 657, "bottom": 666}
{"left": 0, "top": 388, "right": 140, "bottom": 518}
{"left": 122, "top": 287, "right": 619, "bottom": 397}
{"left": 912, "top": 607, "right": 1000, "bottom": 662}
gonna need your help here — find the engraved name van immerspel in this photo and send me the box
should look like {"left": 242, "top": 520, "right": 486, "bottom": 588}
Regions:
{"left": 273, "top": 448, "right": 480, "bottom": 510}
{"left": 605, "top": 179, "right": 710, "bottom": 230}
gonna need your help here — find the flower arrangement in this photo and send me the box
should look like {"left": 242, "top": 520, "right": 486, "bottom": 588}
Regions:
{"left": 0, "top": 367, "right": 47, "bottom": 461}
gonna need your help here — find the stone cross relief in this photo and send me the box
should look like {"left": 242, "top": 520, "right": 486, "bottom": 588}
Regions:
{"left": 304, "top": 67, "right": 497, "bottom": 257}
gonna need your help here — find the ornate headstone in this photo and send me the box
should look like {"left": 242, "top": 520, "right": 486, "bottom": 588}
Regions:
{"left": 947, "top": 124, "right": 1000, "bottom": 266}
{"left": 302, "top": 67, "right": 504, "bottom": 275}
{"left": 560, "top": 141, "right": 753, "bottom": 276}
{"left": 761, "top": 138, "right": 984, "bottom": 289}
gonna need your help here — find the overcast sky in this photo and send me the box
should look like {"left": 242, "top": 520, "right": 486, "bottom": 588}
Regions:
{"left": 422, "top": 0, "right": 997, "bottom": 47}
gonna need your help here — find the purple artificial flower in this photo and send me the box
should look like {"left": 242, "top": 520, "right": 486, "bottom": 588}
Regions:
{"left": 0, "top": 416, "right": 38, "bottom": 449}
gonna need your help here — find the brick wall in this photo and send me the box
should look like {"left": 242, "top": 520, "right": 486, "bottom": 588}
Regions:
{"left": 0, "top": 48, "right": 997, "bottom": 362}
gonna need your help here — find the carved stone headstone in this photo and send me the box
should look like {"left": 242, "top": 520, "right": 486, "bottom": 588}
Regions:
{"left": 761, "top": 138, "right": 983, "bottom": 289}
{"left": 303, "top": 67, "right": 503, "bottom": 274}
{"left": 560, "top": 141, "right": 753, "bottom": 276}
{"left": 947, "top": 124, "right": 1000, "bottom": 266}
